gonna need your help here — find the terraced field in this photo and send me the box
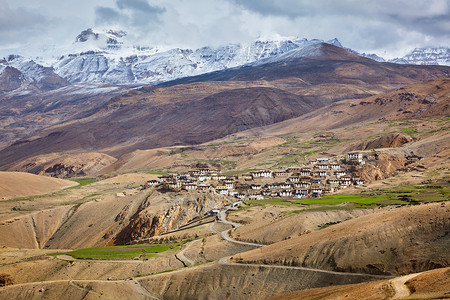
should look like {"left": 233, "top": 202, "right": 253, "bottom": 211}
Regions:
{"left": 50, "top": 242, "right": 188, "bottom": 260}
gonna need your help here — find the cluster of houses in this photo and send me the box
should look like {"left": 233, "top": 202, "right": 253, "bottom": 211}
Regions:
{"left": 145, "top": 153, "right": 368, "bottom": 200}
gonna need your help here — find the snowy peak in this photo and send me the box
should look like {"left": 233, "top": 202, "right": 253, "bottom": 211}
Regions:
{"left": 327, "top": 38, "right": 343, "bottom": 48}
{"left": 51, "top": 34, "right": 348, "bottom": 85}
{"left": 393, "top": 47, "right": 450, "bottom": 66}
{"left": 3, "top": 28, "right": 447, "bottom": 89}
{"left": 75, "top": 28, "right": 99, "bottom": 43}
{"left": 0, "top": 55, "right": 68, "bottom": 91}
{"left": 74, "top": 28, "right": 130, "bottom": 52}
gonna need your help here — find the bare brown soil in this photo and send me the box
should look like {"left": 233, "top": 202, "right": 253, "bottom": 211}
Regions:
{"left": 232, "top": 202, "right": 450, "bottom": 276}
{"left": 0, "top": 74, "right": 448, "bottom": 299}
{"left": 0, "top": 172, "right": 77, "bottom": 200}
{"left": 350, "top": 133, "right": 412, "bottom": 150}
{"left": 228, "top": 207, "right": 392, "bottom": 245}
{"left": 8, "top": 152, "right": 117, "bottom": 178}
{"left": 267, "top": 267, "right": 450, "bottom": 300}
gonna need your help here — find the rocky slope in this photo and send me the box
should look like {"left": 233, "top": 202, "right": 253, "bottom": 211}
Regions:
{"left": 113, "top": 191, "right": 230, "bottom": 244}
{"left": 233, "top": 78, "right": 450, "bottom": 139}
{"left": 268, "top": 267, "right": 450, "bottom": 300}
{"left": 5, "top": 28, "right": 448, "bottom": 88}
{"left": 391, "top": 47, "right": 450, "bottom": 66}
{"left": 7, "top": 152, "right": 117, "bottom": 178}
{"left": 19, "top": 28, "right": 346, "bottom": 85}
{"left": 1, "top": 44, "right": 448, "bottom": 171}
{"left": 0, "top": 188, "right": 229, "bottom": 249}
{"left": 351, "top": 133, "right": 412, "bottom": 150}
{"left": 0, "top": 56, "right": 69, "bottom": 91}
{"left": 232, "top": 202, "right": 450, "bottom": 276}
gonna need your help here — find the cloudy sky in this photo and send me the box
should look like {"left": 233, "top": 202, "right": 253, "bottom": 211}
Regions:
{"left": 1, "top": 0, "right": 449, "bottom": 59}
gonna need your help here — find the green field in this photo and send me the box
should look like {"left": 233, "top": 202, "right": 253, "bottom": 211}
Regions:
{"left": 50, "top": 242, "right": 185, "bottom": 260}
{"left": 247, "top": 198, "right": 298, "bottom": 206}
{"left": 145, "top": 171, "right": 169, "bottom": 175}
{"left": 297, "top": 196, "right": 388, "bottom": 205}
{"left": 68, "top": 178, "right": 98, "bottom": 188}
{"left": 247, "top": 182, "right": 449, "bottom": 209}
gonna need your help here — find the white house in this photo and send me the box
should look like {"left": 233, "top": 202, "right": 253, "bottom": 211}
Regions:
{"left": 334, "top": 171, "right": 346, "bottom": 177}
{"left": 183, "top": 183, "right": 197, "bottom": 190}
{"left": 278, "top": 190, "right": 292, "bottom": 197}
{"left": 288, "top": 177, "right": 300, "bottom": 183}
{"left": 316, "top": 158, "right": 329, "bottom": 163}
{"left": 216, "top": 188, "right": 229, "bottom": 195}
{"left": 251, "top": 184, "right": 262, "bottom": 190}
{"left": 347, "top": 153, "right": 363, "bottom": 163}
{"left": 279, "top": 183, "right": 291, "bottom": 189}
{"left": 251, "top": 170, "right": 272, "bottom": 178}
{"left": 296, "top": 189, "right": 309, "bottom": 195}
{"left": 317, "top": 164, "right": 329, "bottom": 170}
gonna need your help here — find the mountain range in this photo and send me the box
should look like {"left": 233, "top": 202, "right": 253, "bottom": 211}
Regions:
{"left": 0, "top": 26, "right": 449, "bottom": 300}
{"left": 1, "top": 28, "right": 448, "bottom": 88}
{"left": 1, "top": 41, "right": 448, "bottom": 171}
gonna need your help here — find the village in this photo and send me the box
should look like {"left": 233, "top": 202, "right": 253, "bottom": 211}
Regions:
{"left": 143, "top": 152, "right": 373, "bottom": 201}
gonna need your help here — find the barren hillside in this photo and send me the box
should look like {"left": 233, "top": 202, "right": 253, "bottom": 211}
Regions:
{"left": 0, "top": 172, "right": 77, "bottom": 200}
{"left": 267, "top": 267, "right": 450, "bottom": 300}
{"left": 232, "top": 202, "right": 449, "bottom": 276}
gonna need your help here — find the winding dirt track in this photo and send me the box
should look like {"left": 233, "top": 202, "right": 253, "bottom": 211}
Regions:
{"left": 32, "top": 206, "right": 394, "bottom": 300}
{"left": 175, "top": 239, "right": 200, "bottom": 267}
{"left": 217, "top": 209, "right": 393, "bottom": 280}
{"left": 390, "top": 273, "right": 419, "bottom": 299}
{"left": 126, "top": 278, "right": 161, "bottom": 300}
{"left": 218, "top": 210, "right": 265, "bottom": 247}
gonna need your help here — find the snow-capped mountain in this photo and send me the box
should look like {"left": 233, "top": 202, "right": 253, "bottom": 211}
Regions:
{"left": 390, "top": 47, "right": 449, "bottom": 66}
{"left": 2, "top": 28, "right": 448, "bottom": 88}
{"left": 0, "top": 55, "right": 68, "bottom": 91}
{"left": 51, "top": 28, "right": 345, "bottom": 85}
{"left": 3, "top": 28, "right": 356, "bottom": 86}
{"left": 346, "top": 48, "right": 386, "bottom": 62}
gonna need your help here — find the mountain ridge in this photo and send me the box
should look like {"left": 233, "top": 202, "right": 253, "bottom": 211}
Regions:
{"left": 2, "top": 28, "right": 447, "bottom": 89}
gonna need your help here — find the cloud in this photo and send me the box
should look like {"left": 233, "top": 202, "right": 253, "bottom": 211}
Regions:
{"left": 0, "top": 2, "right": 53, "bottom": 45}
{"left": 95, "top": 0, "right": 165, "bottom": 31}
{"left": 116, "top": 0, "right": 164, "bottom": 14}
{"left": 0, "top": 0, "right": 448, "bottom": 59}
{"left": 228, "top": 0, "right": 450, "bottom": 57}
{"left": 95, "top": 7, "right": 124, "bottom": 25}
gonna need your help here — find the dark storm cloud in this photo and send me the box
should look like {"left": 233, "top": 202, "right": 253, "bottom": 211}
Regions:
{"left": 95, "top": 0, "right": 165, "bottom": 28}
{"left": 95, "top": 7, "right": 124, "bottom": 24}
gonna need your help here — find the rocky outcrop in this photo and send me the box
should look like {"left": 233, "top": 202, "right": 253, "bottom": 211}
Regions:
{"left": 353, "top": 153, "right": 407, "bottom": 182}
{"left": 351, "top": 133, "right": 412, "bottom": 150}
{"left": 113, "top": 192, "right": 230, "bottom": 244}
{"left": 9, "top": 152, "right": 117, "bottom": 178}
{"left": 0, "top": 66, "right": 25, "bottom": 91}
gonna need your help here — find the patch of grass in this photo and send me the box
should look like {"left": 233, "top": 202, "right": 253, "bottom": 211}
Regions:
{"left": 297, "top": 197, "right": 389, "bottom": 205}
{"left": 401, "top": 127, "right": 417, "bottom": 133}
{"left": 68, "top": 178, "right": 98, "bottom": 188}
{"left": 50, "top": 242, "right": 186, "bottom": 260}
{"left": 196, "top": 159, "right": 237, "bottom": 170}
{"left": 145, "top": 171, "right": 169, "bottom": 175}
{"left": 247, "top": 198, "right": 300, "bottom": 207}
{"left": 3, "top": 197, "right": 33, "bottom": 203}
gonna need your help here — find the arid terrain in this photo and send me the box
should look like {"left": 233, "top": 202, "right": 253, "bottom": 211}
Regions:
{"left": 0, "top": 44, "right": 449, "bottom": 299}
